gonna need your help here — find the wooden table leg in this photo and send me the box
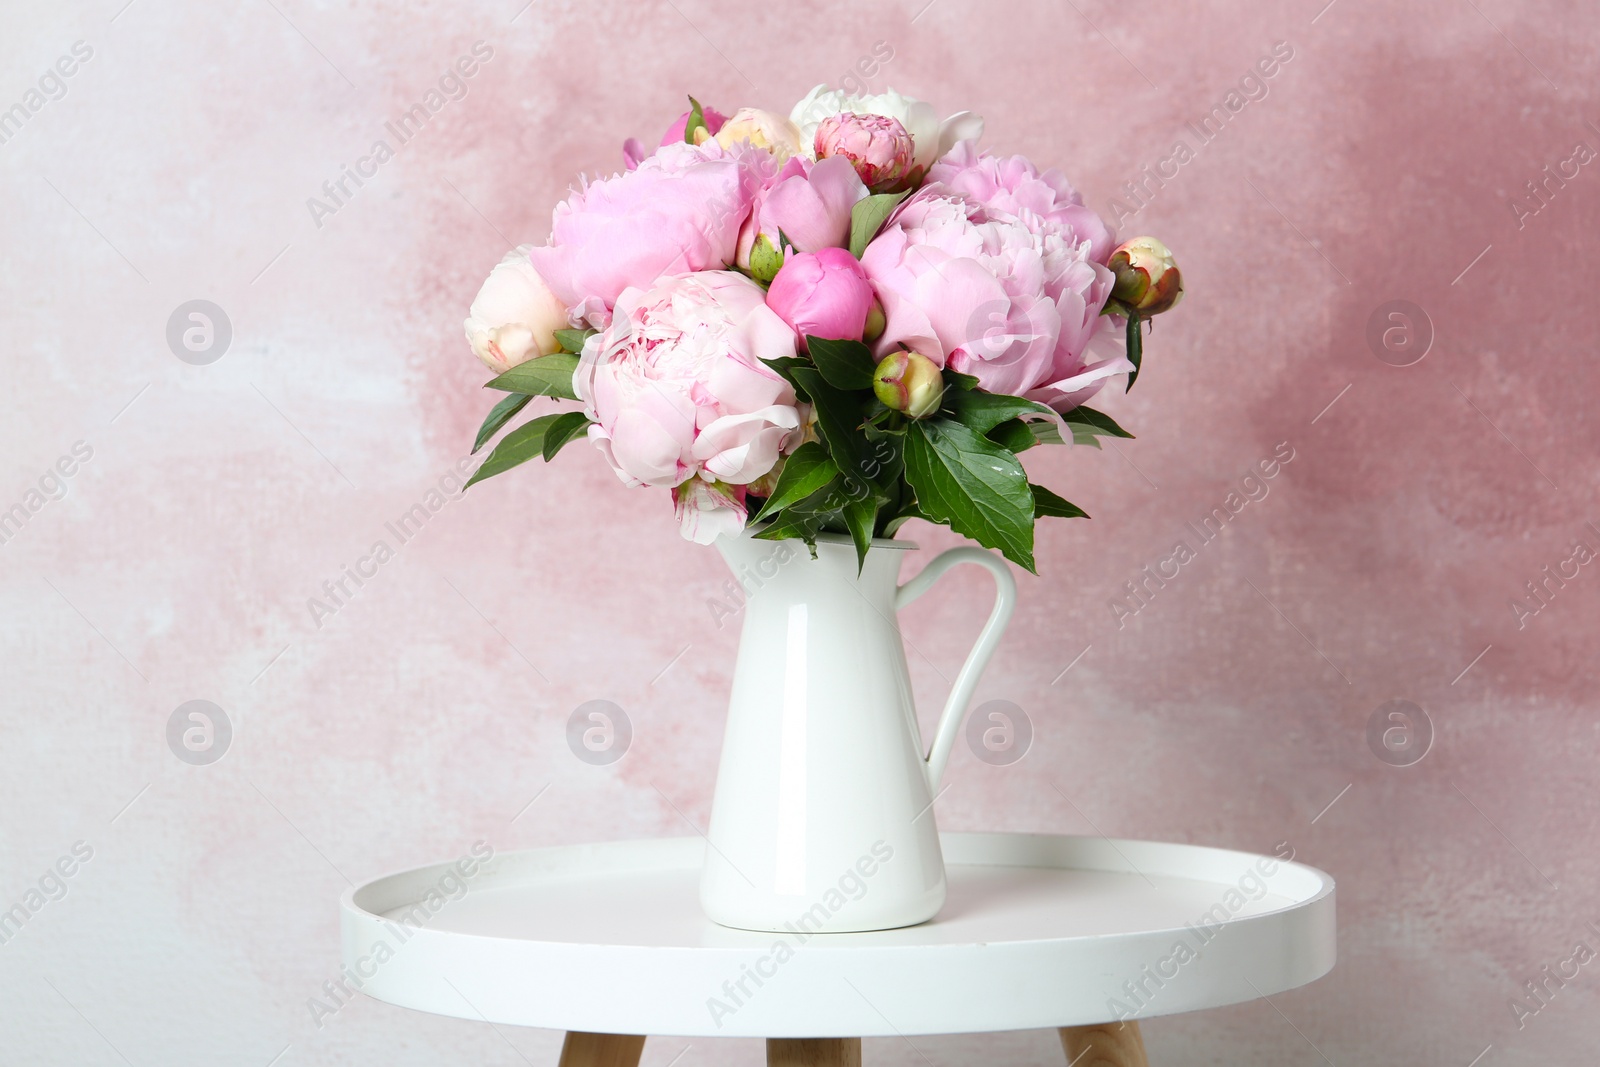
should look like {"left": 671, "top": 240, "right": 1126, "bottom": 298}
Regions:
{"left": 1059, "top": 1022, "right": 1148, "bottom": 1067}
{"left": 767, "top": 1037, "right": 862, "bottom": 1067}
{"left": 558, "top": 1032, "right": 646, "bottom": 1067}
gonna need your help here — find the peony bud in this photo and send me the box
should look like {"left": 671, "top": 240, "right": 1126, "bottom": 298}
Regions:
{"left": 661, "top": 98, "right": 727, "bottom": 147}
{"left": 873, "top": 350, "right": 944, "bottom": 418}
{"left": 863, "top": 298, "right": 886, "bottom": 343}
{"left": 813, "top": 112, "right": 917, "bottom": 193}
{"left": 1107, "top": 236, "right": 1182, "bottom": 316}
{"left": 715, "top": 107, "right": 804, "bottom": 163}
{"left": 749, "top": 233, "right": 785, "bottom": 285}
{"left": 766, "top": 248, "right": 874, "bottom": 347}
{"left": 464, "top": 247, "right": 569, "bottom": 374}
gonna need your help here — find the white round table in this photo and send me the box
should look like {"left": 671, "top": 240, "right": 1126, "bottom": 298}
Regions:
{"left": 341, "top": 832, "right": 1335, "bottom": 1067}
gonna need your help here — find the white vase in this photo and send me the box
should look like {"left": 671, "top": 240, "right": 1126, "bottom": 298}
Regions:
{"left": 701, "top": 531, "right": 1016, "bottom": 933}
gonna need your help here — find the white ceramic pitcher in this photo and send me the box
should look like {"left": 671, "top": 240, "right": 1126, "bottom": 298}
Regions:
{"left": 701, "top": 531, "right": 1016, "bottom": 933}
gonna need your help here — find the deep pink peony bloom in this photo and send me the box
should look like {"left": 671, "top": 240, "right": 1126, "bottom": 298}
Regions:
{"left": 575, "top": 272, "right": 802, "bottom": 543}
{"left": 765, "top": 248, "right": 874, "bottom": 346}
{"left": 660, "top": 104, "right": 728, "bottom": 147}
{"left": 735, "top": 155, "right": 867, "bottom": 268}
{"left": 814, "top": 113, "right": 916, "bottom": 193}
{"left": 926, "top": 141, "right": 1117, "bottom": 265}
{"left": 859, "top": 188, "right": 1128, "bottom": 407}
{"left": 529, "top": 141, "right": 767, "bottom": 319}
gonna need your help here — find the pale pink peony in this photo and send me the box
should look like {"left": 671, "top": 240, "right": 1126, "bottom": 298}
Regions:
{"left": 859, "top": 188, "right": 1128, "bottom": 407}
{"left": 575, "top": 272, "right": 801, "bottom": 542}
{"left": 926, "top": 141, "right": 1117, "bottom": 265}
{"left": 735, "top": 155, "right": 867, "bottom": 268}
{"left": 673, "top": 479, "right": 749, "bottom": 545}
{"left": 529, "top": 141, "right": 768, "bottom": 319}
{"left": 814, "top": 113, "right": 916, "bottom": 192}
{"left": 764, "top": 248, "right": 875, "bottom": 346}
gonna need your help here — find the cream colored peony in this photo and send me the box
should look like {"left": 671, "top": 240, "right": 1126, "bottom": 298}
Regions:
{"left": 464, "top": 247, "right": 568, "bottom": 374}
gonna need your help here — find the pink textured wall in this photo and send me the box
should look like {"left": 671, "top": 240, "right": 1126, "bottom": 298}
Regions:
{"left": 2, "top": 0, "right": 1596, "bottom": 1063}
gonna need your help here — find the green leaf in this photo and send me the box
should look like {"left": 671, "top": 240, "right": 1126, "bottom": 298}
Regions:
{"left": 942, "top": 367, "right": 981, "bottom": 391}
{"left": 752, "top": 442, "right": 838, "bottom": 522}
{"left": 904, "top": 417, "right": 1037, "bottom": 572}
{"left": 1125, "top": 313, "right": 1143, "bottom": 392}
{"left": 486, "top": 353, "right": 580, "bottom": 400}
{"left": 760, "top": 356, "right": 813, "bottom": 401}
{"left": 473, "top": 394, "right": 531, "bottom": 454}
{"left": 943, "top": 390, "right": 1055, "bottom": 434}
{"left": 753, "top": 512, "right": 819, "bottom": 543}
{"left": 986, "top": 418, "right": 1037, "bottom": 454}
{"left": 790, "top": 366, "right": 870, "bottom": 477}
{"left": 882, "top": 504, "right": 925, "bottom": 536}
{"left": 1027, "top": 419, "right": 1066, "bottom": 447}
{"left": 841, "top": 492, "right": 876, "bottom": 572}
{"left": 1061, "top": 404, "right": 1135, "bottom": 439}
{"left": 553, "top": 328, "right": 596, "bottom": 354}
{"left": 1031, "top": 484, "right": 1088, "bottom": 519}
{"left": 848, "top": 190, "right": 911, "bottom": 258}
{"left": 684, "top": 95, "right": 708, "bottom": 144}
{"left": 540, "top": 411, "right": 591, "bottom": 461}
{"left": 464, "top": 413, "right": 570, "bottom": 489}
{"left": 807, "top": 336, "right": 877, "bottom": 391}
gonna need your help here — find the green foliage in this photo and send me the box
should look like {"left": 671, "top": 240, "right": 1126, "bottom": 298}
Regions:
{"left": 485, "top": 353, "right": 579, "bottom": 400}
{"left": 473, "top": 393, "right": 530, "bottom": 454}
{"left": 848, "top": 190, "right": 911, "bottom": 258}
{"left": 1030, "top": 484, "right": 1088, "bottom": 519}
{"left": 751, "top": 442, "right": 837, "bottom": 522}
{"left": 807, "top": 336, "right": 877, "bottom": 391}
{"left": 466, "top": 411, "right": 590, "bottom": 489}
{"left": 540, "top": 411, "right": 590, "bottom": 461}
{"left": 553, "top": 328, "right": 596, "bottom": 354}
{"left": 1125, "top": 312, "right": 1144, "bottom": 391}
{"left": 904, "top": 417, "right": 1036, "bottom": 572}
{"left": 684, "top": 96, "right": 709, "bottom": 144}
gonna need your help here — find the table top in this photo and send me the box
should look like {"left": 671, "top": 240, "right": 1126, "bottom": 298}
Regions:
{"left": 340, "top": 832, "right": 1335, "bottom": 1038}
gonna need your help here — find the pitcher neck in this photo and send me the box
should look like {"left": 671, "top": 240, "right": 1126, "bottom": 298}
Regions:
{"left": 715, "top": 533, "right": 912, "bottom": 605}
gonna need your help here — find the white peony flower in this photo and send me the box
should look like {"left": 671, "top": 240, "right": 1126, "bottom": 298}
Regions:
{"left": 789, "top": 84, "right": 984, "bottom": 172}
{"left": 464, "top": 246, "right": 569, "bottom": 374}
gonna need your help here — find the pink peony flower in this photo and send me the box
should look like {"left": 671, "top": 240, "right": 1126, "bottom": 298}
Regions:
{"left": 790, "top": 85, "right": 984, "bottom": 172}
{"left": 735, "top": 155, "right": 867, "bottom": 268}
{"left": 926, "top": 141, "right": 1117, "bottom": 265}
{"left": 814, "top": 113, "right": 916, "bottom": 193}
{"left": 529, "top": 141, "right": 768, "bottom": 319}
{"left": 765, "top": 248, "right": 874, "bottom": 346}
{"left": 576, "top": 272, "right": 802, "bottom": 542}
{"left": 859, "top": 188, "right": 1128, "bottom": 406}
{"left": 660, "top": 103, "right": 728, "bottom": 147}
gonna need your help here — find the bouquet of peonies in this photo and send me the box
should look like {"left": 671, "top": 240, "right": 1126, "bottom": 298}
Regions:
{"left": 462, "top": 87, "right": 1182, "bottom": 572}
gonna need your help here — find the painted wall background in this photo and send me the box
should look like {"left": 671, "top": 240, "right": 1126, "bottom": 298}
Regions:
{"left": 2, "top": 0, "right": 1597, "bottom": 1063}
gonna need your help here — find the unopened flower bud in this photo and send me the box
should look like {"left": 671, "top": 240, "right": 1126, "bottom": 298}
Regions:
{"left": 814, "top": 112, "right": 917, "bottom": 193}
{"left": 1107, "top": 236, "right": 1182, "bottom": 316}
{"left": 749, "top": 233, "right": 785, "bottom": 284}
{"left": 863, "top": 299, "right": 886, "bottom": 343}
{"left": 873, "top": 350, "right": 944, "bottom": 418}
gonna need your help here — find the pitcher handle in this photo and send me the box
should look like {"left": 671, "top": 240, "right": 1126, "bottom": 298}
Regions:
{"left": 895, "top": 547, "right": 1017, "bottom": 794}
